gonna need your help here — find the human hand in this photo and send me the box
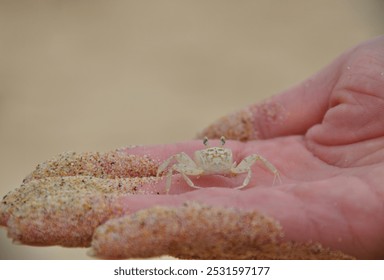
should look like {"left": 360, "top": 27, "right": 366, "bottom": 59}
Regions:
{"left": 1, "top": 36, "right": 384, "bottom": 259}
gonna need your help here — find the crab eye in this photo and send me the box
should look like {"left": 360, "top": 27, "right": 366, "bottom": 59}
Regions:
{"left": 203, "top": 137, "right": 209, "bottom": 146}
{"left": 220, "top": 136, "right": 226, "bottom": 146}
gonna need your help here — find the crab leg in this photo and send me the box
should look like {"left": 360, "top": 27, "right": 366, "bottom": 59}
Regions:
{"left": 157, "top": 152, "right": 204, "bottom": 193}
{"left": 157, "top": 154, "right": 182, "bottom": 193}
{"left": 157, "top": 155, "right": 178, "bottom": 177}
{"left": 172, "top": 158, "right": 204, "bottom": 191}
{"left": 234, "top": 169, "right": 252, "bottom": 189}
{"left": 231, "top": 154, "right": 281, "bottom": 189}
{"left": 179, "top": 172, "right": 202, "bottom": 189}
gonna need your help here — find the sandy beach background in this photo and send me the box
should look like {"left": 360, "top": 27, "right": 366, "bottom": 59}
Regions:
{"left": 0, "top": 0, "right": 383, "bottom": 259}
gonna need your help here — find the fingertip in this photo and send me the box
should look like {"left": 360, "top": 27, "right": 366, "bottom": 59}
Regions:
{"left": 197, "top": 107, "right": 259, "bottom": 141}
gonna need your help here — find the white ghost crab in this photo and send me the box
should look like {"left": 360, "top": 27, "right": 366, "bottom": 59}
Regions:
{"left": 157, "top": 136, "right": 281, "bottom": 193}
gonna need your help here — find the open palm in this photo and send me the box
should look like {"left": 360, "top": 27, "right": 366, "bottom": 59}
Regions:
{"left": 113, "top": 36, "right": 384, "bottom": 259}
{"left": 1, "top": 36, "right": 383, "bottom": 259}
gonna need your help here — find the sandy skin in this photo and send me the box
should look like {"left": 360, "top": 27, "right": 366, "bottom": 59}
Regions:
{"left": 115, "top": 36, "right": 384, "bottom": 259}
{"left": 2, "top": 36, "right": 384, "bottom": 259}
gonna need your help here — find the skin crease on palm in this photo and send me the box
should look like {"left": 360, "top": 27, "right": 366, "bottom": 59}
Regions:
{"left": 116, "top": 36, "right": 384, "bottom": 259}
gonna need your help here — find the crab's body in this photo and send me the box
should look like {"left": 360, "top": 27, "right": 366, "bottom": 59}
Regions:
{"left": 157, "top": 136, "right": 280, "bottom": 193}
{"left": 194, "top": 146, "right": 233, "bottom": 174}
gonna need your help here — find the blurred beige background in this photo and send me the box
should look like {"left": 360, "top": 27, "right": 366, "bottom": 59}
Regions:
{"left": 0, "top": 0, "right": 383, "bottom": 259}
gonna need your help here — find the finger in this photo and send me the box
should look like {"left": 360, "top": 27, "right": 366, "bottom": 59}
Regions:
{"left": 91, "top": 201, "right": 289, "bottom": 259}
{"left": 0, "top": 176, "right": 159, "bottom": 246}
{"left": 198, "top": 38, "right": 383, "bottom": 141}
{"left": 23, "top": 151, "right": 158, "bottom": 182}
{"left": 197, "top": 63, "right": 340, "bottom": 140}
{"left": 91, "top": 201, "right": 352, "bottom": 260}
{"left": 92, "top": 172, "right": 384, "bottom": 259}
{"left": 25, "top": 139, "right": 242, "bottom": 182}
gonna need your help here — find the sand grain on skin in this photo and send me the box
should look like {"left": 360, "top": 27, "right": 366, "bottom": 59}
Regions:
{"left": 198, "top": 108, "right": 258, "bottom": 141}
{"left": 198, "top": 101, "right": 286, "bottom": 141}
{"left": 0, "top": 149, "right": 160, "bottom": 247}
{"left": 91, "top": 202, "right": 354, "bottom": 259}
{"left": 1, "top": 149, "right": 355, "bottom": 259}
{"left": 23, "top": 151, "right": 158, "bottom": 183}
{"left": 0, "top": 176, "right": 158, "bottom": 247}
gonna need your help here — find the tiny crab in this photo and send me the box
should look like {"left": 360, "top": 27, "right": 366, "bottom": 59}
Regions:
{"left": 157, "top": 136, "right": 280, "bottom": 193}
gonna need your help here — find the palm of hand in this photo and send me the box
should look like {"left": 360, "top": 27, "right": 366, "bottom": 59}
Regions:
{"left": 127, "top": 36, "right": 384, "bottom": 259}
{"left": 1, "top": 37, "right": 384, "bottom": 260}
